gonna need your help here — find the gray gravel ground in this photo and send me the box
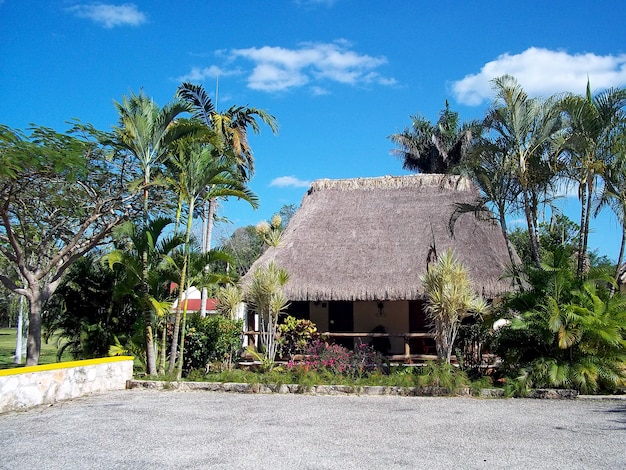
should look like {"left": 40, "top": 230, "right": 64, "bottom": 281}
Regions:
{"left": 1, "top": 389, "right": 625, "bottom": 469}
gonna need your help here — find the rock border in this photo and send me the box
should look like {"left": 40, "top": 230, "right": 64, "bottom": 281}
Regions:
{"left": 129, "top": 380, "right": 608, "bottom": 399}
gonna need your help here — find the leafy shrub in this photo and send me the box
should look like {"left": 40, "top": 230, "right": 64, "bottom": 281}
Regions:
{"left": 490, "top": 245, "right": 626, "bottom": 394}
{"left": 182, "top": 314, "right": 243, "bottom": 374}
{"left": 277, "top": 316, "right": 319, "bottom": 359}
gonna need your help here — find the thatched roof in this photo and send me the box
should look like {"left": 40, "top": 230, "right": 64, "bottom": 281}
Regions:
{"left": 243, "top": 174, "right": 516, "bottom": 301}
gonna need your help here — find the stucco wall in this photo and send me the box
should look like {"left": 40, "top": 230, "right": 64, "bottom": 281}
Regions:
{"left": 353, "top": 301, "right": 409, "bottom": 353}
{"left": 0, "top": 356, "right": 134, "bottom": 413}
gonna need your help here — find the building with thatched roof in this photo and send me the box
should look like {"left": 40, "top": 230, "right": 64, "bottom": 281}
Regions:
{"left": 243, "top": 174, "right": 516, "bottom": 360}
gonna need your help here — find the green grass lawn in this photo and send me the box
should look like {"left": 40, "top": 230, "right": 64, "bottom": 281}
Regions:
{"left": 0, "top": 327, "right": 70, "bottom": 369}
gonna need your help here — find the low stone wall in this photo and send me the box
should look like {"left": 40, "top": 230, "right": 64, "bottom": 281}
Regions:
{"left": 128, "top": 380, "right": 473, "bottom": 397}
{"left": 0, "top": 356, "right": 134, "bottom": 413}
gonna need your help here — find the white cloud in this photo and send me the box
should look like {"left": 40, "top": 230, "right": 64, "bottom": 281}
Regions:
{"left": 310, "top": 86, "right": 330, "bottom": 96}
{"left": 68, "top": 3, "right": 146, "bottom": 28}
{"left": 177, "top": 41, "right": 395, "bottom": 92}
{"left": 227, "top": 41, "right": 395, "bottom": 92}
{"left": 270, "top": 176, "right": 312, "bottom": 188}
{"left": 175, "top": 65, "right": 242, "bottom": 83}
{"left": 452, "top": 47, "right": 626, "bottom": 105}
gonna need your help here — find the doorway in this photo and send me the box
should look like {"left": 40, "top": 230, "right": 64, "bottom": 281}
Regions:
{"left": 328, "top": 301, "right": 353, "bottom": 350}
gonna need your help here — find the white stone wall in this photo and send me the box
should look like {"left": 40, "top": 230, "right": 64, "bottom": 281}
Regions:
{"left": 0, "top": 357, "right": 134, "bottom": 413}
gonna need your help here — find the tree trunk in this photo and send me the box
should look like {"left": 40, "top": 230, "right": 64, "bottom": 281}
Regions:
{"left": 499, "top": 212, "right": 524, "bottom": 291}
{"left": 168, "top": 259, "right": 187, "bottom": 375}
{"left": 176, "top": 296, "right": 190, "bottom": 381}
{"left": 577, "top": 180, "right": 591, "bottom": 277}
{"left": 170, "top": 198, "right": 194, "bottom": 375}
{"left": 522, "top": 188, "right": 541, "bottom": 268}
{"left": 614, "top": 229, "right": 626, "bottom": 281}
{"left": 25, "top": 291, "right": 43, "bottom": 366}
{"left": 141, "top": 183, "right": 157, "bottom": 376}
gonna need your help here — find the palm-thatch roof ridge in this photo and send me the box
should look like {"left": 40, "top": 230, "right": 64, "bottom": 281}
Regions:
{"left": 243, "top": 174, "right": 515, "bottom": 301}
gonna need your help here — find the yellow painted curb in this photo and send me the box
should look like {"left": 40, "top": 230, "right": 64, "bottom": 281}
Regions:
{"left": 0, "top": 356, "right": 135, "bottom": 377}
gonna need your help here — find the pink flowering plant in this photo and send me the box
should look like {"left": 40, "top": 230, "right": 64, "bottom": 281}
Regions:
{"left": 288, "top": 339, "right": 385, "bottom": 378}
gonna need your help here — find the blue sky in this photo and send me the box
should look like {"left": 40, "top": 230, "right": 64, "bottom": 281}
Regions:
{"left": 2, "top": 0, "right": 626, "bottom": 260}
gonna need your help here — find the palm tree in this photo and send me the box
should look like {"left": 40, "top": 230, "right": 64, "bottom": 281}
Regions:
{"left": 104, "top": 218, "right": 184, "bottom": 372}
{"left": 483, "top": 75, "right": 563, "bottom": 268}
{"left": 557, "top": 82, "right": 626, "bottom": 276}
{"left": 112, "top": 91, "right": 193, "bottom": 375}
{"left": 389, "top": 101, "right": 479, "bottom": 174}
{"left": 176, "top": 82, "right": 278, "bottom": 249}
{"left": 173, "top": 249, "right": 235, "bottom": 379}
{"left": 177, "top": 82, "right": 277, "bottom": 317}
{"left": 454, "top": 136, "right": 524, "bottom": 288}
{"left": 596, "top": 126, "right": 626, "bottom": 280}
{"left": 165, "top": 138, "right": 258, "bottom": 375}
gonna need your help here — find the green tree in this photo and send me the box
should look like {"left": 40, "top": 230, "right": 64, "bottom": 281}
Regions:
{"left": 165, "top": 138, "right": 257, "bottom": 376}
{"left": 420, "top": 249, "right": 488, "bottom": 364}
{"left": 112, "top": 91, "right": 193, "bottom": 375}
{"left": 454, "top": 136, "right": 523, "bottom": 287}
{"left": 176, "top": 82, "right": 278, "bottom": 249}
{"left": 483, "top": 75, "right": 563, "bottom": 269}
{"left": 104, "top": 217, "right": 184, "bottom": 372}
{"left": 278, "top": 203, "right": 298, "bottom": 229}
{"left": 172, "top": 249, "right": 235, "bottom": 379}
{"left": 0, "top": 124, "right": 135, "bottom": 365}
{"left": 557, "top": 82, "right": 626, "bottom": 276}
{"left": 511, "top": 278, "right": 626, "bottom": 393}
{"left": 218, "top": 226, "right": 264, "bottom": 277}
{"left": 43, "top": 254, "right": 140, "bottom": 360}
{"left": 598, "top": 144, "right": 626, "bottom": 278}
{"left": 389, "top": 101, "right": 479, "bottom": 173}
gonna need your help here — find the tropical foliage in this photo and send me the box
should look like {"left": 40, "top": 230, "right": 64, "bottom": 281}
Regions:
{"left": 389, "top": 101, "right": 479, "bottom": 173}
{"left": 420, "top": 249, "right": 489, "bottom": 364}
{"left": 243, "top": 261, "right": 290, "bottom": 369}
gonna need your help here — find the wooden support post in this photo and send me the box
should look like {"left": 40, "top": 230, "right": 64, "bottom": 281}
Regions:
{"left": 404, "top": 335, "right": 412, "bottom": 364}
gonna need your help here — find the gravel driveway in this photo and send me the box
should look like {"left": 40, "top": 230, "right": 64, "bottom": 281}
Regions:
{"left": 1, "top": 389, "right": 625, "bottom": 469}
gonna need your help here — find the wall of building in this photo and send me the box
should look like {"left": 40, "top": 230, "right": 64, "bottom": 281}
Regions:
{"left": 0, "top": 356, "right": 134, "bottom": 414}
{"left": 353, "top": 301, "right": 409, "bottom": 354}
{"left": 305, "top": 300, "right": 410, "bottom": 354}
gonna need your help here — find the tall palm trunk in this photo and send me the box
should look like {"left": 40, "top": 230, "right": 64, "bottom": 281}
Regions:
{"left": 168, "top": 255, "right": 188, "bottom": 375}
{"left": 615, "top": 230, "right": 626, "bottom": 279}
{"left": 522, "top": 187, "right": 541, "bottom": 268}
{"left": 161, "top": 187, "right": 185, "bottom": 375}
{"left": 169, "top": 199, "right": 195, "bottom": 376}
{"left": 141, "top": 182, "right": 157, "bottom": 376}
{"left": 577, "top": 180, "right": 591, "bottom": 277}
{"left": 499, "top": 212, "right": 524, "bottom": 290}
